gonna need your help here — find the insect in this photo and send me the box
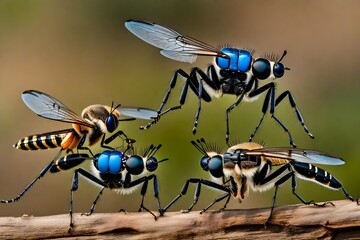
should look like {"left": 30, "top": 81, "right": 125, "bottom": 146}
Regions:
{"left": 125, "top": 20, "right": 314, "bottom": 146}
{"left": 66, "top": 144, "right": 168, "bottom": 232}
{"left": 1, "top": 143, "right": 167, "bottom": 232}
{"left": 161, "top": 139, "right": 358, "bottom": 224}
{"left": 14, "top": 90, "right": 157, "bottom": 156}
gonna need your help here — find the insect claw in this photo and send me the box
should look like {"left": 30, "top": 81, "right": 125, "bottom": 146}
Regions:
{"left": 67, "top": 224, "right": 73, "bottom": 234}
{"left": 192, "top": 128, "right": 197, "bottom": 134}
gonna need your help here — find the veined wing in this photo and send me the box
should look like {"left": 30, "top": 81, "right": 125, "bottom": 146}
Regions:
{"left": 22, "top": 90, "right": 94, "bottom": 127}
{"left": 117, "top": 106, "right": 158, "bottom": 120}
{"left": 125, "top": 19, "right": 227, "bottom": 63}
{"left": 244, "top": 148, "right": 345, "bottom": 165}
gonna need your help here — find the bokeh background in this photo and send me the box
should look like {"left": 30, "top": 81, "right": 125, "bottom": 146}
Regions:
{"left": 0, "top": 0, "right": 359, "bottom": 218}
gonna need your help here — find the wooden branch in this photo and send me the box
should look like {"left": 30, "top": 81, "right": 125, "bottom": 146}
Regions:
{"left": 0, "top": 200, "right": 359, "bottom": 239}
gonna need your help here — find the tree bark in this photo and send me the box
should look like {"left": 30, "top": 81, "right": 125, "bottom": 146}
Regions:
{"left": 0, "top": 200, "right": 359, "bottom": 240}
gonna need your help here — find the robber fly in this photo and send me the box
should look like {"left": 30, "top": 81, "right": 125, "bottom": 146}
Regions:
{"left": 67, "top": 144, "right": 168, "bottom": 232}
{"left": 1, "top": 141, "right": 167, "bottom": 232}
{"left": 125, "top": 20, "right": 314, "bottom": 146}
{"left": 161, "top": 139, "right": 358, "bottom": 224}
{"left": 14, "top": 90, "right": 157, "bottom": 154}
{"left": 6, "top": 90, "right": 156, "bottom": 204}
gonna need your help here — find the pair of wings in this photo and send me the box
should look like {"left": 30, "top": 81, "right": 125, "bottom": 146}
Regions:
{"left": 192, "top": 138, "right": 344, "bottom": 166}
{"left": 243, "top": 147, "right": 345, "bottom": 166}
{"left": 22, "top": 90, "right": 158, "bottom": 128}
{"left": 125, "top": 19, "right": 228, "bottom": 63}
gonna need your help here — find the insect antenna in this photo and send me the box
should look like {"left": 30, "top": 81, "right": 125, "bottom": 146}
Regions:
{"left": 147, "top": 144, "right": 162, "bottom": 158}
{"left": 277, "top": 50, "right": 287, "bottom": 62}
{"left": 110, "top": 101, "right": 136, "bottom": 122}
{"left": 277, "top": 50, "right": 290, "bottom": 70}
{"left": 191, "top": 138, "right": 208, "bottom": 155}
{"left": 157, "top": 158, "right": 169, "bottom": 164}
{"left": 140, "top": 144, "right": 162, "bottom": 159}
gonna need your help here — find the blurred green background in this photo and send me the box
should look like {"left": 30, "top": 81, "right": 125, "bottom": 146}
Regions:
{"left": 0, "top": 0, "right": 359, "bottom": 218}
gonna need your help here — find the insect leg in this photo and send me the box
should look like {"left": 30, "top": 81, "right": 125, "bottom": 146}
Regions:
{"left": 0, "top": 149, "right": 63, "bottom": 203}
{"left": 69, "top": 168, "right": 106, "bottom": 232}
{"left": 206, "top": 65, "right": 221, "bottom": 90}
{"left": 226, "top": 93, "right": 245, "bottom": 143}
{"left": 275, "top": 91, "right": 314, "bottom": 139}
{"left": 225, "top": 77, "right": 256, "bottom": 143}
{"left": 201, "top": 192, "right": 231, "bottom": 213}
{"left": 248, "top": 82, "right": 296, "bottom": 147}
{"left": 185, "top": 67, "right": 214, "bottom": 134}
{"left": 76, "top": 134, "right": 95, "bottom": 156}
{"left": 0, "top": 161, "right": 54, "bottom": 203}
{"left": 102, "top": 130, "right": 135, "bottom": 151}
{"left": 124, "top": 174, "right": 159, "bottom": 219}
{"left": 205, "top": 177, "right": 238, "bottom": 211}
{"left": 140, "top": 69, "right": 191, "bottom": 130}
{"left": 340, "top": 186, "right": 359, "bottom": 204}
{"left": 161, "top": 178, "right": 231, "bottom": 214}
{"left": 81, "top": 187, "right": 105, "bottom": 216}
{"left": 266, "top": 170, "right": 334, "bottom": 225}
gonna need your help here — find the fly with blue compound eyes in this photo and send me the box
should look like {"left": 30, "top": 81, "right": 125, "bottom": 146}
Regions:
{"left": 1, "top": 90, "right": 158, "bottom": 214}
{"left": 125, "top": 20, "right": 314, "bottom": 147}
{"left": 1, "top": 141, "right": 168, "bottom": 232}
{"left": 66, "top": 144, "right": 168, "bottom": 232}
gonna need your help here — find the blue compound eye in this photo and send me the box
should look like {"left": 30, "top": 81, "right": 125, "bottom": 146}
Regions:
{"left": 273, "top": 62, "right": 285, "bottom": 78}
{"left": 126, "top": 155, "right": 144, "bottom": 175}
{"left": 200, "top": 156, "right": 209, "bottom": 171}
{"left": 217, "top": 48, "right": 239, "bottom": 70}
{"left": 96, "top": 150, "right": 112, "bottom": 173}
{"left": 106, "top": 114, "right": 118, "bottom": 133}
{"left": 208, "top": 155, "right": 223, "bottom": 178}
{"left": 252, "top": 58, "right": 271, "bottom": 80}
{"left": 146, "top": 157, "right": 158, "bottom": 172}
{"left": 109, "top": 151, "right": 123, "bottom": 174}
{"left": 237, "top": 50, "right": 252, "bottom": 72}
{"left": 216, "top": 56, "right": 230, "bottom": 69}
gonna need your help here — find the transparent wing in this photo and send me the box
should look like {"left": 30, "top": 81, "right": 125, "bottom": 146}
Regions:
{"left": 244, "top": 148, "right": 345, "bottom": 165}
{"left": 22, "top": 90, "right": 94, "bottom": 127}
{"left": 117, "top": 106, "right": 158, "bottom": 120}
{"left": 125, "top": 19, "right": 227, "bottom": 63}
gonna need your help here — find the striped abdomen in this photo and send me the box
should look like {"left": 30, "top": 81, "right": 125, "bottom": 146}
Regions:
{"left": 14, "top": 129, "right": 80, "bottom": 151}
{"left": 293, "top": 162, "right": 342, "bottom": 189}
